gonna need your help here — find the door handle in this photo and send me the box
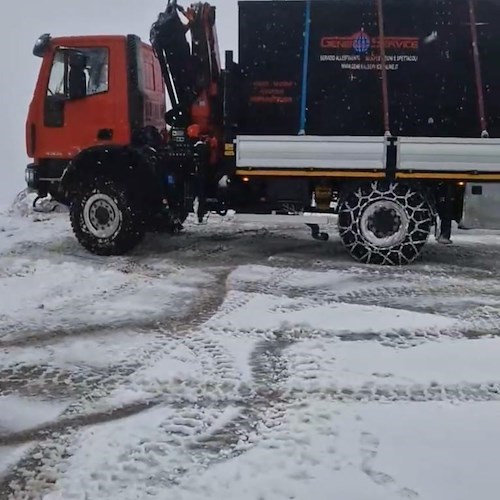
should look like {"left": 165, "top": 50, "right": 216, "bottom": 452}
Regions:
{"left": 97, "top": 128, "right": 113, "bottom": 140}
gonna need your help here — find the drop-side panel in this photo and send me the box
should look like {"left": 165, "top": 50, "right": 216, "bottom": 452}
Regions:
{"left": 236, "top": 135, "right": 386, "bottom": 170}
{"left": 397, "top": 137, "right": 500, "bottom": 171}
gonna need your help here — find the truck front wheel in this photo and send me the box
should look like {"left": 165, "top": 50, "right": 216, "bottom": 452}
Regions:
{"left": 338, "top": 181, "right": 432, "bottom": 265}
{"left": 70, "top": 179, "right": 144, "bottom": 255}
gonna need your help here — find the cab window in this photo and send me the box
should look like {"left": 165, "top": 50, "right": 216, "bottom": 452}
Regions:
{"left": 47, "top": 51, "right": 66, "bottom": 96}
{"left": 47, "top": 47, "right": 109, "bottom": 99}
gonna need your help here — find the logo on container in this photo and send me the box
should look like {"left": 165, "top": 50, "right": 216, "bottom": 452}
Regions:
{"left": 352, "top": 30, "right": 371, "bottom": 54}
{"left": 321, "top": 29, "right": 419, "bottom": 52}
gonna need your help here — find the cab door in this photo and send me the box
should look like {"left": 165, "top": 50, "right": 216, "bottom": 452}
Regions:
{"left": 37, "top": 40, "right": 130, "bottom": 161}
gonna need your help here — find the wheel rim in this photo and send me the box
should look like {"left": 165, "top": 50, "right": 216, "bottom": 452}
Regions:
{"left": 360, "top": 199, "right": 409, "bottom": 248}
{"left": 83, "top": 193, "right": 122, "bottom": 239}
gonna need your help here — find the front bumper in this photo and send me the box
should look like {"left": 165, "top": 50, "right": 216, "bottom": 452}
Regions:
{"left": 25, "top": 162, "right": 66, "bottom": 188}
{"left": 24, "top": 163, "right": 67, "bottom": 203}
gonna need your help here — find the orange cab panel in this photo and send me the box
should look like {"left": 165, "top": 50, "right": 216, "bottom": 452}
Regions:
{"left": 29, "top": 36, "right": 132, "bottom": 162}
{"left": 141, "top": 42, "right": 167, "bottom": 131}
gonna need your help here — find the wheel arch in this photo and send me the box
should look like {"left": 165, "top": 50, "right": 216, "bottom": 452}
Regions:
{"left": 337, "top": 179, "right": 438, "bottom": 217}
{"left": 60, "top": 145, "right": 162, "bottom": 204}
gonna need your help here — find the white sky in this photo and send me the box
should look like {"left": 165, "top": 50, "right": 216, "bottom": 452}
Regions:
{"left": 0, "top": 0, "right": 238, "bottom": 206}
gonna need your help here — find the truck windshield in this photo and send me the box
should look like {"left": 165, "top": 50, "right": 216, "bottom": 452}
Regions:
{"left": 47, "top": 47, "right": 109, "bottom": 98}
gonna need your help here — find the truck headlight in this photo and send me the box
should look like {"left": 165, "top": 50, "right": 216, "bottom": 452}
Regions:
{"left": 25, "top": 166, "right": 36, "bottom": 186}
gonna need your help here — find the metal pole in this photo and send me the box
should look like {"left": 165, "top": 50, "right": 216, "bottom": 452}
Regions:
{"left": 299, "top": 0, "right": 312, "bottom": 135}
{"left": 376, "top": 0, "right": 390, "bottom": 136}
{"left": 468, "top": 0, "right": 488, "bottom": 137}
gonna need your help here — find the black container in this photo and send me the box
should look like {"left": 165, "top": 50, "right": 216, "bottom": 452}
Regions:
{"left": 238, "top": 0, "right": 306, "bottom": 135}
{"left": 237, "top": 0, "right": 500, "bottom": 138}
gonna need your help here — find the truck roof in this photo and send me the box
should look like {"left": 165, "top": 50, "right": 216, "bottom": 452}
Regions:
{"left": 33, "top": 33, "right": 151, "bottom": 57}
{"left": 50, "top": 34, "right": 137, "bottom": 45}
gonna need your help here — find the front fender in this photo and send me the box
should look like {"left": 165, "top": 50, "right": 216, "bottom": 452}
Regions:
{"left": 60, "top": 145, "right": 159, "bottom": 196}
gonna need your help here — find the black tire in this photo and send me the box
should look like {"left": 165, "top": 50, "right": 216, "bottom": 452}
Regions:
{"left": 70, "top": 179, "right": 145, "bottom": 256}
{"left": 338, "top": 181, "right": 432, "bottom": 265}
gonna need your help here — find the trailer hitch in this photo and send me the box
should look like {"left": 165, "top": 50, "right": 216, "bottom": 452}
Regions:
{"left": 306, "top": 223, "right": 329, "bottom": 241}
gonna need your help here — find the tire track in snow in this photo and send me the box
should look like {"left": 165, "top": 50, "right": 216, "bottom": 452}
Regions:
{"left": 188, "top": 337, "right": 295, "bottom": 460}
{"left": 4, "top": 341, "right": 500, "bottom": 498}
{"left": 1, "top": 262, "right": 233, "bottom": 403}
{"left": 69, "top": 250, "right": 500, "bottom": 491}
{"left": 2, "top": 222, "right": 500, "bottom": 498}
{"left": 359, "top": 431, "right": 419, "bottom": 498}
{"left": 287, "top": 381, "right": 500, "bottom": 403}
{"left": 229, "top": 263, "right": 500, "bottom": 340}
{"left": 0, "top": 266, "right": 235, "bottom": 498}
{"left": 0, "top": 264, "right": 296, "bottom": 498}
{"left": 0, "top": 255, "right": 201, "bottom": 347}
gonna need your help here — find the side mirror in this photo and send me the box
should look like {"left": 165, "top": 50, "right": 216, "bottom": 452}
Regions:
{"left": 33, "top": 34, "right": 51, "bottom": 58}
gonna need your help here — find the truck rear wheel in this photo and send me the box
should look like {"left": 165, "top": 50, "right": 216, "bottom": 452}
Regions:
{"left": 70, "top": 179, "right": 144, "bottom": 255}
{"left": 338, "top": 181, "right": 432, "bottom": 265}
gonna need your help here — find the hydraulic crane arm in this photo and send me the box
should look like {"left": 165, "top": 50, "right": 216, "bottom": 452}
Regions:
{"left": 150, "top": 0, "right": 221, "bottom": 131}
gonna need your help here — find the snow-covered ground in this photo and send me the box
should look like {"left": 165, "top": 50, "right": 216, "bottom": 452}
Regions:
{"left": 2, "top": 193, "right": 500, "bottom": 500}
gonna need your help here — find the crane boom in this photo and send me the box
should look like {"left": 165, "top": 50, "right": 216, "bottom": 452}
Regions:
{"left": 150, "top": 0, "right": 221, "bottom": 132}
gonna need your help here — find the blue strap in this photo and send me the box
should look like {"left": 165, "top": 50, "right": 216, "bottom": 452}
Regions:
{"left": 299, "top": 0, "right": 312, "bottom": 135}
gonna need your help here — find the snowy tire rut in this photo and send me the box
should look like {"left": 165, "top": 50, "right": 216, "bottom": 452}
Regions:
{"left": 2, "top": 211, "right": 500, "bottom": 499}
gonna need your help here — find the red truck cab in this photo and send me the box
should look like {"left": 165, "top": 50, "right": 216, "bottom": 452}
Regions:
{"left": 25, "top": 33, "right": 166, "bottom": 201}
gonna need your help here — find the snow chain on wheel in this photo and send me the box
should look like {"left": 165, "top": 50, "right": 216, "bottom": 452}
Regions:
{"left": 338, "top": 181, "right": 432, "bottom": 265}
{"left": 70, "top": 179, "right": 145, "bottom": 255}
